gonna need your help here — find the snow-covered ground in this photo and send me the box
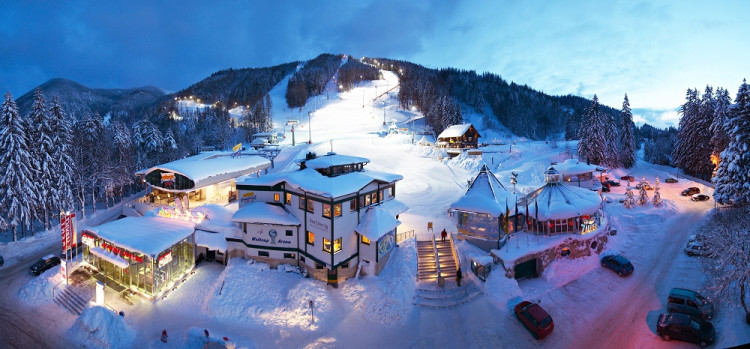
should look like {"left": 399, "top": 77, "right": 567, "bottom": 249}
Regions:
{"left": 6, "top": 68, "right": 749, "bottom": 348}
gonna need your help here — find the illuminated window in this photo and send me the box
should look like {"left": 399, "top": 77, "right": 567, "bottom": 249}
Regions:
{"left": 274, "top": 193, "right": 280, "bottom": 202}
{"left": 323, "top": 238, "right": 343, "bottom": 253}
{"left": 285, "top": 193, "right": 291, "bottom": 205}
{"left": 323, "top": 204, "right": 332, "bottom": 218}
{"left": 371, "top": 192, "right": 378, "bottom": 204}
{"left": 307, "top": 199, "right": 314, "bottom": 213}
{"left": 333, "top": 203, "right": 342, "bottom": 217}
{"left": 306, "top": 231, "right": 315, "bottom": 245}
{"left": 361, "top": 235, "right": 371, "bottom": 245}
{"left": 365, "top": 194, "right": 371, "bottom": 206}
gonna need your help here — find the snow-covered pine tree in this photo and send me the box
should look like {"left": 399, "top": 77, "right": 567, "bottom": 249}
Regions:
{"left": 577, "top": 95, "right": 608, "bottom": 165}
{"left": 132, "top": 118, "right": 164, "bottom": 169}
{"left": 637, "top": 177, "right": 650, "bottom": 205}
{"left": 49, "top": 96, "right": 76, "bottom": 214}
{"left": 624, "top": 186, "right": 635, "bottom": 208}
{"left": 652, "top": 177, "right": 662, "bottom": 206}
{"left": 72, "top": 112, "right": 107, "bottom": 215}
{"left": 27, "top": 88, "right": 58, "bottom": 229}
{"left": 0, "top": 92, "right": 35, "bottom": 240}
{"left": 672, "top": 89, "right": 700, "bottom": 174}
{"left": 619, "top": 94, "right": 636, "bottom": 168}
{"left": 710, "top": 87, "right": 732, "bottom": 174}
{"left": 602, "top": 107, "right": 619, "bottom": 168}
{"left": 714, "top": 79, "right": 750, "bottom": 206}
{"left": 110, "top": 121, "right": 135, "bottom": 202}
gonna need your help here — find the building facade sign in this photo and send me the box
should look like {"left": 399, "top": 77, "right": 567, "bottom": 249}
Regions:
{"left": 307, "top": 217, "right": 329, "bottom": 235}
{"left": 377, "top": 232, "right": 394, "bottom": 260}
{"left": 158, "top": 250, "right": 173, "bottom": 268}
{"left": 161, "top": 172, "right": 175, "bottom": 186}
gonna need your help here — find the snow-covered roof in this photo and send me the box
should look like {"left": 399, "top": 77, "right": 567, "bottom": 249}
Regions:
{"left": 450, "top": 164, "right": 515, "bottom": 216}
{"left": 84, "top": 217, "right": 195, "bottom": 257}
{"left": 374, "top": 199, "right": 409, "bottom": 217}
{"left": 554, "top": 159, "right": 601, "bottom": 175}
{"left": 417, "top": 135, "right": 434, "bottom": 145}
{"left": 237, "top": 168, "right": 402, "bottom": 199}
{"left": 470, "top": 254, "right": 494, "bottom": 266}
{"left": 437, "top": 124, "right": 477, "bottom": 139}
{"left": 89, "top": 247, "right": 129, "bottom": 268}
{"left": 195, "top": 229, "right": 228, "bottom": 251}
{"left": 136, "top": 151, "right": 271, "bottom": 190}
{"left": 356, "top": 206, "right": 401, "bottom": 241}
{"left": 304, "top": 154, "right": 370, "bottom": 170}
{"left": 523, "top": 182, "right": 602, "bottom": 221}
{"left": 231, "top": 202, "right": 301, "bottom": 226}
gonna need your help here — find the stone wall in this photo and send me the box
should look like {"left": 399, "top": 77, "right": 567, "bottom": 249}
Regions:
{"left": 495, "top": 229, "right": 610, "bottom": 279}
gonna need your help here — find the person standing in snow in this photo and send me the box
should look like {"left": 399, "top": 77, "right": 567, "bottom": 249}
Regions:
{"left": 456, "top": 267, "right": 462, "bottom": 286}
{"left": 441, "top": 229, "right": 447, "bottom": 242}
{"left": 161, "top": 329, "right": 168, "bottom": 343}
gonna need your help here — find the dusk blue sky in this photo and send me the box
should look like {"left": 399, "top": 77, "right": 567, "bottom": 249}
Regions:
{"left": 2, "top": 1, "right": 748, "bottom": 128}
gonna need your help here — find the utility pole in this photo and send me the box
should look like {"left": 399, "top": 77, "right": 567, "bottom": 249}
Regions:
{"left": 308, "top": 111, "right": 312, "bottom": 144}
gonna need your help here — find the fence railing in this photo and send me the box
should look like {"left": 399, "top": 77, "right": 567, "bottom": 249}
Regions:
{"left": 396, "top": 230, "right": 415, "bottom": 243}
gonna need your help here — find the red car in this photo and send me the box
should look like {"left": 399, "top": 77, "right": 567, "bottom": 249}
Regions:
{"left": 514, "top": 301, "right": 554, "bottom": 339}
{"left": 620, "top": 175, "right": 635, "bottom": 182}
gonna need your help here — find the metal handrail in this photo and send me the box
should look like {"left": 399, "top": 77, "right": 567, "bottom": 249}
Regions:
{"left": 448, "top": 232, "right": 461, "bottom": 280}
{"left": 432, "top": 233, "right": 444, "bottom": 287}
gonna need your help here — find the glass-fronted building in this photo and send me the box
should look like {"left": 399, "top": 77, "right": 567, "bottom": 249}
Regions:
{"left": 81, "top": 216, "right": 196, "bottom": 299}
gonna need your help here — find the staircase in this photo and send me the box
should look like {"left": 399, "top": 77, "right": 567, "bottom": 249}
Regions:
{"left": 413, "top": 284, "right": 484, "bottom": 308}
{"left": 435, "top": 240, "right": 457, "bottom": 282}
{"left": 54, "top": 287, "right": 88, "bottom": 315}
{"left": 417, "top": 240, "right": 439, "bottom": 282}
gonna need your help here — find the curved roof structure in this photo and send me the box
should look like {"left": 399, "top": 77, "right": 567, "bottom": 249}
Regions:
{"left": 523, "top": 182, "right": 602, "bottom": 221}
{"left": 136, "top": 151, "right": 271, "bottom": 191}
{"left": 450, "top": 164, "right": 515, "bottom": 217}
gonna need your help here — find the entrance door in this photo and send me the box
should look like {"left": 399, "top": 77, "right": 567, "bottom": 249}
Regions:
{"left": 327, "top": 268, "right": 338, "bottom": 288}
{"left": 514, "top": 258, "right": 538, "bottom": 280}
{"left": 206, "top": 250, "right": 216, "bottom": 262}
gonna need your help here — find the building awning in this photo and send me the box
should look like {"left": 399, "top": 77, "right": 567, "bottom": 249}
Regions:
{"left": 89, "top": 247, "right": 130, "bottom": 268}
{"left": 195, "top": 230, "right": 228, "bottom": 252}
{"left": 374, "top": 199, "right": 409, "bottom": 217}
{"left": 356, "top": 206, "right": 401, "bottom": 242}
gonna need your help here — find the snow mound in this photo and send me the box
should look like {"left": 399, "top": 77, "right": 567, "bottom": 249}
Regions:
{"left": 445, "top": 151, "right": 484, "bottom": 173}
{"left": 18, "top": 265, "right": 62, "bottom": 306}
{"left": 181, "top": 327, "right": 246, "bottom": 349}
{"left": 484, "top": 270, "right": 523, "bottom": 313}
{"left": 203, "top": 259, "right": 333, "bottom": 330}
{"left": 542, "top": 253, "right": 599, "bottom": 288}
{"left": 67, "top": 306, "right": 135, "bottom": 349}
{"left": 340, "top": 240, "right": 417, "bottom": 327}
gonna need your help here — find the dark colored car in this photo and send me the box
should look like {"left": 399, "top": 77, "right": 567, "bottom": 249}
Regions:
{"left": 665, "top": 177, "right": 678, "bottom": 183}
{"left": 657, "top": 313, "right": 715, "bottom": 347}
{"left": 601, "top": 254, "right": 634, "bottom": 276}
{"left": 668, "top": 288, "right": 714, "bottom": 320}
{"left": 620, "top": 175, "right": 635, "bottom": 182}
{"left": 514, "top": 301, "right": 554, "bottom": 339}
{"left": 681, "top": 187, "right": 700, "bottom": 196}
{"left": 604, "top": 180, "right": 620, "bottom": 187}
{"left": 691, "top": 194, "right": 710, "bottom": 202}
{"left": 29, "top": 254, "right": 60, "bottom": 276}
{"left": 684, "top": 241, "right": 711, "bottom": 257}
{"left": 601, "top": 183, "right": 611, "bottom": 192}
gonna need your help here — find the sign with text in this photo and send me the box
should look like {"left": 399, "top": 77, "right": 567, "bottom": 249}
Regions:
{"left": 60, "top": 212, "right": 76, "bottom": 251}
{"left": 161, "top": 172, "right": 175, "bottom": 186}
{"left": 306, "top": 217, "right": 330, "bottom": 235}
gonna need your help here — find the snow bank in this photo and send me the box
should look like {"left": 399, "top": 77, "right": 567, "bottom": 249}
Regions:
{"left": 484, "top": 269, "right": 523, "bottom": 313}
{"left": 203, "top": 259, "right": 333, "bottom": 330}
{"left": 445, "top": 151, "right": 484, "bottom": 174}
{"left": 67, "top": 306, "right": 135, "bottom": 349}
{"left": 180, "top": 327, "right": 246, "bottom": 349}
{"left": 18, "top": 265, "right": 63, "bottom": 306}
{"left": 340, "top": 240, "right": 417, "bottom": 327}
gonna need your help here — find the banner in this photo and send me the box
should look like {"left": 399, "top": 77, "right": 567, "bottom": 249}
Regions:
{"left": 161, "top": 172, "right": 175, "bottom": 186}
{"left": 61, "top": 214, "right": 69, "bottom": 251}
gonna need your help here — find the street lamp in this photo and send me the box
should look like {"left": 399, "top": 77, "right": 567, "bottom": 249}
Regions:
{"left": 307, "top": 111, "right": 312, "bottom": 144}
{"left": 383, "top": 100, "right": 386, "bottom": 126}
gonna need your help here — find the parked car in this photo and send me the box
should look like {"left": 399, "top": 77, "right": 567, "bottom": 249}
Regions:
{"left": 29, "top": 254, "right": 61, "bottom": 276}
{"left": 604, "top": 180, "right": 620, "bottom": 187}
{"left": 691, "top": 194, "right": 711, "bottom": 202}
{"left": 667, "top": 288, "right": 714, "bottom": 320}
{"left": 636, "top": 183, "right": 654, "bottom": 190}
{"left": 620, "top": 175, "right": 635, "bottom": 182}
{"left": 514, "top": 301, "right": 554, "bottom": 339}
{"left": 681, "top": 187, "right": 700, "bottom": 196}
{"left": 684, "top": 241, "right": 711, "bottom": 257}
{"left": 601, "top": 184, "right": 610, "bottom": 192}
{"left": 665, "top": 177, "right": 678, "bottom": 183}
{"left": 657, "top": 312, "right": 715, "bottom": 347}
{"left": 601, "top": 254, "right": 634, "bottom": 276}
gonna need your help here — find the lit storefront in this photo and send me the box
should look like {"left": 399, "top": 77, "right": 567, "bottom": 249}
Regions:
{"left": 450, "top": 164, "right": 515, "bottom": 242}
{"left": 81, "top": 216, "right": 196, "bottom": 299}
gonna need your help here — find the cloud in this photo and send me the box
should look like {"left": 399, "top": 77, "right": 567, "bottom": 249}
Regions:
{"left": 632, "top": 108, "right": 680, "bottom": 129}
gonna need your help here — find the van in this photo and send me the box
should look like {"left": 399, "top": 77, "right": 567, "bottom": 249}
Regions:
{"left": 667, "top": 288, "right": 714, "bottom": 320}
